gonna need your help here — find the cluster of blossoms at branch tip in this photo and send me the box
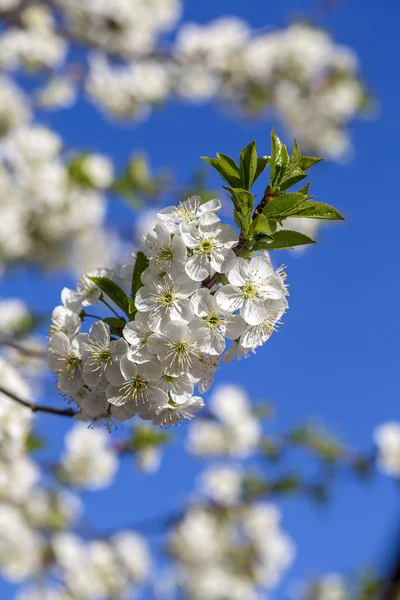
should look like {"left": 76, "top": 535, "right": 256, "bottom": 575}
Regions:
{"left": 0, "top": 1, "right": 369, "bottom": 159}
{"left": 47, "top": 195, "right": 288, "bottom": 427}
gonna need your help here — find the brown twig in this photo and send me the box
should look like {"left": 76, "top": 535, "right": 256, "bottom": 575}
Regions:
{"left": 0, "top": 338, "right": 46, "bottom": 359}
{"left": 0, "top": 386, "right": 77, "bottom": 417}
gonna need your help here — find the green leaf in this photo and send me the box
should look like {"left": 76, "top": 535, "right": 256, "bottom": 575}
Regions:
{"left": 239, "top": 140, "right": 257, "bottom": 190}
{"left": 130, "top": 424, "right": 171, "bottom": 452}
{"left": 201, "top": 155, "right": 241, "bottom": 187}
{"left": 298, "top": 181, "right": 311, "bottom": 196}
{"left": 102, "top": 317, "right": 126, "bottom": 328}
{"left": 278, "top": 140, "right": 308, "bottom": 192}
{"left": 254, "top": 156, "right": 271, "bottom": 184}
{"left": 270, "top": 130, "right": 289, "bottom": 187}
{"left": 254, "top": 230, "right": 316, "bottom": 250}
{"left": 216, "top": 153, "right": 240, "bottom": 177}
{"left": 292, "top": 201, "right": 345, "bottom": 220}
{"left": 250, "top": 213, "right": 274, "bottom": 234}
{"left": 89, "top": 277, "right": 131, "bottom": 317}
{"left": 264, "top": 192, "right": 309, "bottom": 218}
{"left": 226, "top": 188, "right": 255, "bottom": 236}
{"left": 26, "top": 434, "right": 45, "bottom": 453}
{"left": 301, "top": 155, "right": 324, "bottom": 171}
{"left": 234, "top": 210, "right": 251, "bottom": 236}
{"left": 101, "top": 317, "right": 126, "bottom": 336}
{"left": 131, "top": 251, "right": 149, "bottom": 301}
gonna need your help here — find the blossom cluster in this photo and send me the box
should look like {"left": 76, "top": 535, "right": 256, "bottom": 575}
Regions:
{"left": 47, "top": 195, "right": 288, "bottom": 427}
{"left": 0, "top": 1, "right": 369, "bottom": 159}
{"left": 169, "top": 499, "right": 294, "bottom": 599}
{"left": 0, "top": 357, "right": 150, "bottom": 595}
{"left": 86, "top": 19, "right": 367, "bottom": 159}
{"left": 0, "top": 121, "right": 117, "bottom": 273}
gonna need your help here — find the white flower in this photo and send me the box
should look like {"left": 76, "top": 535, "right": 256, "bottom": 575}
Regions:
{"left": 143, "top": 222, "right": 187, "bottom": 269}
{"left": 51, "top": 305, "right": 80, "bottom": 338}
{"left": 106, "top": 355, "right": 166, "bottom": 414}
{"left": 222, "top": 340, "right": 251, "bottom": 362}
{"left": 240, "top": 296, "right": 288, "bottom": 348}
{"left": 135, "top": 272, "right": 198, "bottom": 331}
{"left": 216, "top": 255, "right": 285, "bottom": 325}
{"left": 147, "top": 321, "right": 210, "bottom": 377}
{"left": 0, "top": 298, "right": 29, "bottom": 335}
{"left": 75, "top": 388, "right": 110, "bottom": 421}
{"left": 48, "top": 332, "right": 87, "bottom": 397}
{"left": 123, "top": 312, "right": 154, "bottom": 363}
{"left": 112, "top": 531, "right": 150, "bottom": 582}
{"left": 191, "top": 288, "right": 246, "bottom": 355}
{"left": 187, "top": 384, "right": 262, "bottom": 458}
{"left": 60, "top": 424, "right": 118, "bottom": 489}
{"left": 181, "top": 213, "right": 238, "bottom": 281}
{"left": 200, "top": 465, "right": 243, "bottom": 505}
{"left": 153, "top": 395, "right": 204, "bottom": 426}
{"left": 374, "top": 422, "right": 400, "bottom": 477}
{"left": 157, "top": 195, "right": 222, "bottom": 233}
{"left": 0, "top": 504, "right": 43, "bottom": 582}
{"left": 61, "top": 268, "right": 113, "bottom": 313}
{"left": 0, "top": 455, "right": 38, "bottom": 502}
{"left": 81, "top": 153, "right": 114, "bottom": 189}
{"left": 191, "top": 354, "right": 219, "bottom": 393}
{"left": 159, "top": 372, "right": 194, "bottom": 401}
{"left": 82, "top": 321, "right": 128, "bottom": 386}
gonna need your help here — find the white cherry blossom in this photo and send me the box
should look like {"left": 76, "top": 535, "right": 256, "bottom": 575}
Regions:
{"left": 106, "top": 355, "right": 166, "bottom": 413}
{"left": 191, "top": 287, "right": 246, "bottom": 355}
{"left": 157, "top": 195, "right": 222, "bottom": 233}
{"left": 147, "top": 321, "right": 210, "bottom": 377}
{"left": 81, "top": 321, "right": 128, "bottom": 386}
{"left": 143, "top": 222, "right": 187, "bottom": 269}
{"left": 50, "top": 306, "right": 80, "bottom": 338}
{"left": 216, "top": 255, "right": 285, "bottom": 325}
{"left": 181, "top": 213, "right": 238, "bottom": 281}
{"left": 240, "top": 296, "right": 288, "bottom": 348}
{"left": 153, "top": 395, "right": 204, "bottom": 427}
{"left": 135, "top": 272, "right": 198, "bottom": 331}
{"left": 123, "top": 312, "right": 154, "bottom": 364}
{"left": 48, "top": 332, "right": 87, "bottom": 397}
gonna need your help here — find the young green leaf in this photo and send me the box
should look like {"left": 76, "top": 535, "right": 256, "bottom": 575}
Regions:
{"left": 89, "top": 277, "right": 131, "bottom": 317}
{"left": 102, "top": 317, "right": 127, "bottom": 328}
{"left": 225, "top": 187, "right": 255, "bottom": 224}
{"left": 102, "top": 317, "right": 126, "bottom": 336}
{"left": 201, "top": 156, "right": 241, "bottom": 187}
{"left": 270, "top": 130, "right": 289, "bottom": 187}
{"left": 254, "top": 155, "right": 271, "bottom": 184}
{"left": 250, "top": 213, "right": 274, "bottom": 235}
{"left": 239, "top": 140, "right": 257, "bottom": 190}
{"left": 254, "top": 230, "right": 316, "bottom": 250}
{"left": 216, "top": 153, "right": 240, "bottom": 177}
{"left": 292, "top": 201, "right": 345, "bottom": 220}
{"left": 264, "top": 192, "right": 309, "bottom": 218}
{"left": 300, "top": 155, "right": 324, "bottom": 171}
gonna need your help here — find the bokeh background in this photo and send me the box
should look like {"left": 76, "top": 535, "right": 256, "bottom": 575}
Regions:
{"left": 2, "top": 0, "right": 400, "bottom": 597}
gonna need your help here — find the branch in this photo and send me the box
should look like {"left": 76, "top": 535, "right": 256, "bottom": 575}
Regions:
{"left": 0, "top": 338, "right": 46, "bottom": 359}
{"left": 0, "top": 386, "right": 77, "bottom": 417}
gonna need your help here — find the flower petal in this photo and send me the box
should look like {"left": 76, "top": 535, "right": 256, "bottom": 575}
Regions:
{"left": 185, "top": 253, "right": 210, "bottom": 281}
{"left": 241, "top": 297, "right": 268, "bottom": 326}
{"left": 215, "top": 285, "right": 243, "bottom": 313}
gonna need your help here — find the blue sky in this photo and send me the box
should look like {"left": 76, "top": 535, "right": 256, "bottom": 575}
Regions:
{"left": 2, "top": 0, "right": 400, "bottom": 597}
